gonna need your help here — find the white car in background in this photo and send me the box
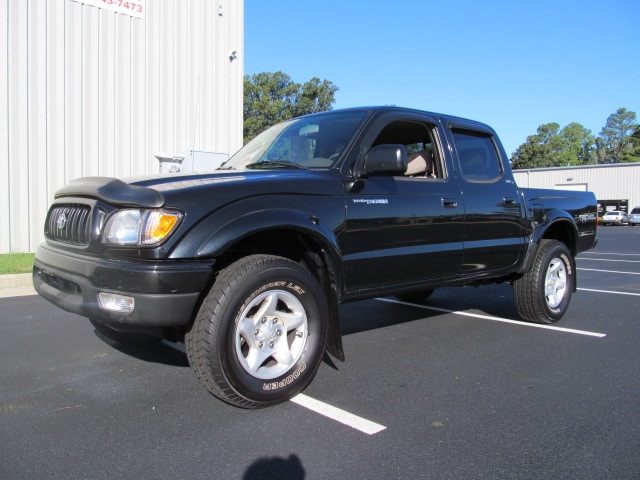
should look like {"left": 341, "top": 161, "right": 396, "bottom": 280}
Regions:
{"left": 629, "top": 207, "right": 640, "bottom": 226}
{"left": 601, "top": 210, "right": 629, "bottom": 226}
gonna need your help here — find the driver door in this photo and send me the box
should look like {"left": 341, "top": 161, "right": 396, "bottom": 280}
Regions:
{"left": 344, "top": 115, "right": 464, "bottom": 292}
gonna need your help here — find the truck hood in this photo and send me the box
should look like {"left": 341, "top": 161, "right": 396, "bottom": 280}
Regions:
{"left": 55, "top": 170, "right": 341, "bottom": 209}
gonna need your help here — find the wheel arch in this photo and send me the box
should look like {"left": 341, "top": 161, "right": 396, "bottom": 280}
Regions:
{"left": 187, "top": 209, "right": 346, "bottom": 361}
{"left": 538, "top": 215, "right": 578, "bottom": 256}
{"left": 519, "top": 210, "right": 579, "bottom": 277}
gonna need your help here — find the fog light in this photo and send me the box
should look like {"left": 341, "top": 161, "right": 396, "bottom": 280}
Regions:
{"left": 98, "top": 292, "right": 135, "bottom": 313}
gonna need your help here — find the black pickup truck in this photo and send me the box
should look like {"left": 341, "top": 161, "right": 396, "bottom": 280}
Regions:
{"left": 33, "top": 107, "right": 598, "bottom": 408}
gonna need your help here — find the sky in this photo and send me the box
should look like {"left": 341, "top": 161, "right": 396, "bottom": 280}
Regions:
{"left": 243, "top": 0, "right": 640, "bottom": 156}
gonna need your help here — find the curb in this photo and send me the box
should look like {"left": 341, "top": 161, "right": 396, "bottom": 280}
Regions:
{"left": 0, "top": 273, "right": 32, "bottom": 289}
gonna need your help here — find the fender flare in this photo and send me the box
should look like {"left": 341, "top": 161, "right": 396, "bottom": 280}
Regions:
{"left": 195, "top": 208, "right": 341, "bottom": 261}
{"left": 519, "top": 209, "right": 578, "bottom": 275}
{"left": 189, "top": 208, "right": 346, "bottom": 361}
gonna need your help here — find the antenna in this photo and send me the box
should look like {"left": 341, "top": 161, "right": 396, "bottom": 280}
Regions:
{"left": 192, "top": 75, "right": 201, "bottom": 152}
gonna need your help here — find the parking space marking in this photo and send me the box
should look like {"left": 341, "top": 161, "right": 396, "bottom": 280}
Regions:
{"left": 291, "top": 394, "right": 387, "bottom": 435}
{"left": 580, "top": 252, "right": 640, "bottom": 257}
{"left": 162, "top": 340, "right": 387, "bottom": 434}
{"left": 376, "top": 298, "right": 607, "bottom": 338}
{"left": 577, "top": 268, "right": 640, "bottom": 275}
{"left": 578, "top": 287, "right": 640, "bottom": 297}
{"left": 578, "top": 258, "right": 640, "bottom": 263}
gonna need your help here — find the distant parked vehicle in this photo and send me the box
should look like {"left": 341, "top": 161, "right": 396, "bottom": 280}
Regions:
{"left": 630, "top": 207, "right": 640, "bottom": 226}
{"left": 601, "top": 211, "right": 629, "bottom": 226}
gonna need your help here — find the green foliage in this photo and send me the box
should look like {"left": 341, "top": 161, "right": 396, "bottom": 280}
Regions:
{"left": 0, "top": 253, "right": 35, "bottom": 275}
{"left": 511, "top": 108, "right": 638, "bottom": 169}
{"left": 511, "top": 122, "right": 593, "bottom": 169}
{"left": 597, "top": 108, "right": 639, "bottom": 163}
{"left": 624, "top": 126, "right": 640, "bottom": 163}
{"left": 559, "top": 122, "right": 596, "bottom": 166}
{"left": 243, "top": 72, "right": 338, "bottom": 144}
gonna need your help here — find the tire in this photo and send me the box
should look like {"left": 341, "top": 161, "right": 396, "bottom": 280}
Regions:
{"left": 395, "top": 289, "right": 435, "bottom": 303}
{"left": 185, "top": 255, "right": 329, "bottom": 409}
{"left": 513, "top": 239, "right": 575, "bottom": 324}
{"left": 89, "top": 319, "right": 161, "bottom": 345}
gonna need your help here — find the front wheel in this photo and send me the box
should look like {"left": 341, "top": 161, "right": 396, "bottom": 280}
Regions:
{"left": 185, "top": 255, "right": 329, "bottom": 408}
{"left": 513, "top": 240, "right": 575, "bottom": 324}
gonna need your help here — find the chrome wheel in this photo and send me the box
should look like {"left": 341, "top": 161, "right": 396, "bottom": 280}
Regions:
{"left": 545, "top": 257, "right": 567, "bottom": 309}
{"left": 235, "top": 290, "right": 308, "bottom": 380}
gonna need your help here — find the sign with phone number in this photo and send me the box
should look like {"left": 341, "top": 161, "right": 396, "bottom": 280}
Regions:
{"left": 72, "top": 0, "right": 145, "bottom": 19}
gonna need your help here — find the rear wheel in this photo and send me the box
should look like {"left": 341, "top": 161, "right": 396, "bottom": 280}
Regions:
{"left": 185, "top": 255, "right": 329, "bottom": 409}
{"left": 513, "top": 240, "right": 575, "bottom": 324}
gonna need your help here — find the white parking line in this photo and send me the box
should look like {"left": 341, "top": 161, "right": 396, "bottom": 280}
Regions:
{"left": 161, "top": 340, "right": 387, "bottom": 435}
{"left": 578, "top": 287, "right": 640, "bottom": 297}
{"left": 580, "top": 252, "right": 640, "bottom": 257}
{"left": 375, "top": 298, "right": 606, "bottom": 338}
{"left": 577, "top": 268, "right": 640, "bottom": 275}
{"left": 578, "top": 258, "right": 640, "bottom": 263}
{"left": 291, "top": 394, "right": 387, "bottom": 435}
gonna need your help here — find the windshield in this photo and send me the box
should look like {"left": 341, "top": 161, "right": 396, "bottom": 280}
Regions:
{"left": 222, "top": 111, "right": 367, "bottom": 170}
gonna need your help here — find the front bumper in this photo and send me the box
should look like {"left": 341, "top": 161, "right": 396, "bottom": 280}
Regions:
{"left": 33, "top": 244, "right": 214, "bottom": 328}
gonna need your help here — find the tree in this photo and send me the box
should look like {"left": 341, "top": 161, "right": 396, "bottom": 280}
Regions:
{"left": 511, "top": 123, "right": 564, "bottom": 169}
{"left": 243, "top": 72, "right": 338, "bottom": 144}
{"left": 620, "top": 125, "right": 640, "bottom": 163}
{"left": 559, "top": 123, "right": 595, "bottom": 165}
{"left": 511, "top": 122, "right": 596, "bottom": 169}
{"left": 597, "top": 108, "right": 638, "bottom": 163}
{"left": 511, "top": 108, "right": 639, "bottom": 169}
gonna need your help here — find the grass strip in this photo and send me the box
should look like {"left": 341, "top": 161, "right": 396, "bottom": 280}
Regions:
{"left": 0, "top": 253, "right": 36, "bottom": 275}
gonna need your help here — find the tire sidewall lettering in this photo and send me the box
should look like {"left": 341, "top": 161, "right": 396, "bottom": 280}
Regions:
{"left": 559, "top": 252, "right": 572, "bottom": 275}
{"left": 262, "top": 362, "right": 307, "bottom": 391}
{"left": 233, "top": 281, "right": 306, "bottom": 327}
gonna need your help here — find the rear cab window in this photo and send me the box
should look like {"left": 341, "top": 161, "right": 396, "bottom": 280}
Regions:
{"left": 452, "top": 129, "right": 503, "bottom": 182}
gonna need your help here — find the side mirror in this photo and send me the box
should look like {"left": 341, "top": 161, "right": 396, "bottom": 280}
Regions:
{"left": 363, "top": 144, "right": 407, "bottom": 176}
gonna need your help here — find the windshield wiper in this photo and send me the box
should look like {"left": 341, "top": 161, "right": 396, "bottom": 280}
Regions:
{"left": 244, "top": 161, "right": 308, "bottom": 170}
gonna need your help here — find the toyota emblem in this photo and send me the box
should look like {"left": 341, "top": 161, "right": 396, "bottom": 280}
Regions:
{"left": 57, "top": 213, "right": 67, "bottom": 230}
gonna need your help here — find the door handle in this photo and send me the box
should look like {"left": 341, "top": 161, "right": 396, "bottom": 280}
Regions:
{"left": 503, "top": 197, "right": 517, "bottom": 205}
{"left": 441, "top": 197, "right": 458, "bottom": 208}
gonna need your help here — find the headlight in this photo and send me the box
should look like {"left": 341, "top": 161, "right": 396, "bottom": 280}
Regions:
{"left": 103, "top": 209, "right": 182, "bottom": 246}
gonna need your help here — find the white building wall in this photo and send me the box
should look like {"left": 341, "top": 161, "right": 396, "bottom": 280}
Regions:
{"left": 1, "top": 0, "right": 243, "bottom": 253}
{"left": 513, "top": 163, "right": 640, "bottom": 212}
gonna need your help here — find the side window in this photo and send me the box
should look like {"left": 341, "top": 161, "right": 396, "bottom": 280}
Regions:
{"left": 452, "top": 129, "right": 503, "bottom": 181}
{"left": 372, "top": 120, "right": 444, "bottom": 179}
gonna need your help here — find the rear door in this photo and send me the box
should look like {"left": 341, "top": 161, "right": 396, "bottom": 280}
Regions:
{"left": 448, "top": 125, "right": 527, "bottom": 274}
{"left": 343, "top": 113, "right": 464, "bottom": 292}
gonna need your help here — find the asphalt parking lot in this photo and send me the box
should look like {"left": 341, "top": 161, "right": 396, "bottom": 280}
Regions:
{"left": 1, "top": 226, "right": 639, "bottom": 480}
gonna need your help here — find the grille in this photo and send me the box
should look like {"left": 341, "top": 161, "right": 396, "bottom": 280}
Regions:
{"left": 46, "top": 204, "right": 92, "bottom": 245}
